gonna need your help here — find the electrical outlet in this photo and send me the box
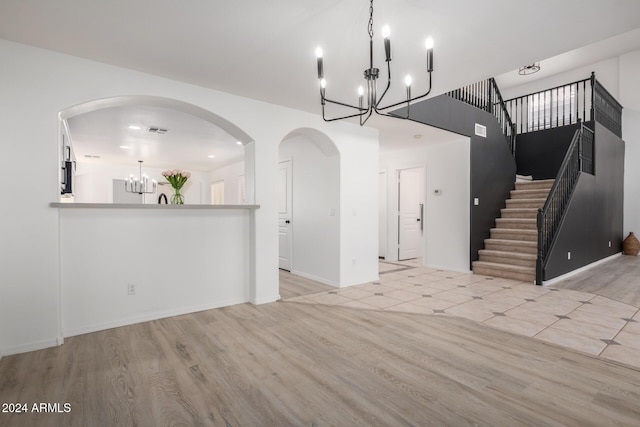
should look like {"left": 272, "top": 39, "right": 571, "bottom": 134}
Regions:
{"left": 352, "top": 259, "right": 356, "bottom": 266}
{"left": 567, "top": 252, "right": 571, "bottom": 260}
{"left": 127, "top": 283, "right": 136, "bottom": 295}
{"left": 609, "top": 241, "right": 612, "bottom": 248}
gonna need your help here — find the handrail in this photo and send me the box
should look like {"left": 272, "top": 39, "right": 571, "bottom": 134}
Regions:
{"left": 446, "top": 78, "right": 516, "bottom": 155}
{"left": 504, "top": 77, "right": 592, "bottom": 134}
{"left": 592, "top": 77, "right": 623, "bottom": 137}
{"left": 536, "top": 124, "right": 595, "bottom": 284}
{"left": 503, "top": 72, "right": 622, "bottom": 137}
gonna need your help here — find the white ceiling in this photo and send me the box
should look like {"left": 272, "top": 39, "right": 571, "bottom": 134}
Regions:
{"left": 65, "top": 105, "right": 244, "bottom": 171}
{"left": 2, "top": 0, "right": 640, "bottom": 168}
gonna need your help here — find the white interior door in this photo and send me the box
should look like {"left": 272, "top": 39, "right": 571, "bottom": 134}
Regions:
{"left": 398, "top": 168, "right": 423, "bottom": 260}
{"left": 278, "top": 160, "right": 293, "bottom": 270}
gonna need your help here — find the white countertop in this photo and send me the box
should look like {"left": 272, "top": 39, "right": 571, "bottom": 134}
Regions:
{"left": 50, "top": 202, "right": 260, "bottom": 210}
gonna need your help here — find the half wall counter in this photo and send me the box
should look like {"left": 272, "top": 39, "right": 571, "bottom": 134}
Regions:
{"left": 51, "top": 202, "right": 259, "bottom": 337}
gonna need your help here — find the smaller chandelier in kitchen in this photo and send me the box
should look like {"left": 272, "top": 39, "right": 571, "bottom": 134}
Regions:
{"left": 315, "top": 0, "right": 434, "bottom": 126}
{"left": 125, "top": 160, "right": 157, "bottom": 194}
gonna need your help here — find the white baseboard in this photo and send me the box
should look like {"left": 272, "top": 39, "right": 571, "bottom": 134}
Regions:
{"left": 542, "top": 253, "right": 622, "bottom": 286}
{"left": 290, "top": 270, "right": 340, "bottom": 287}
{"left": 1, "top": 337, "right": 61, "bottom": 358}
{"left": 63, "top": 297, "right": 247, "bottom": 338}
{"left": 250, "top": 294, "right": 280, "bottom": 305}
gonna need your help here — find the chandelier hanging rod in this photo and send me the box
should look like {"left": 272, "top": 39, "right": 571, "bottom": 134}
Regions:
{"left": 315, "top": 0, "right": 434, "bottom": 126}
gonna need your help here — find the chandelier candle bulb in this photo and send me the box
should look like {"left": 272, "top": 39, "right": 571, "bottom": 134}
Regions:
{"left": 382, "top": 25, "right": 391, "bottom": 61}
{"left": 426, "top": 37, "right": 434, "bottom": 72}
{"left": 315, "top": 47, "right": 324, "bottom": 79}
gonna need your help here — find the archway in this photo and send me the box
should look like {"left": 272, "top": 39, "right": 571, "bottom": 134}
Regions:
{"left": 58, "top": 95, "right": 255, "bottom": 204}
{"left": 277, "top": 128, "right": 341, "bottom": 297}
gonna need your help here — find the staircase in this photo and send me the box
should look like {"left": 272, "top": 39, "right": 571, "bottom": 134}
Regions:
{"left": 472, "top": 179, "right": 554, "bottom": 282}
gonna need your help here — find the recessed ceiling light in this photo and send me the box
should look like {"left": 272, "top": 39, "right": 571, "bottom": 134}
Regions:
{"left": 120, "top": 145, "right": 130, "bottom": 149}
{"left": 413, "top": 134, "right": 423, "bottom": 139}
{"left": 236, "top": 141, "right": 242, "bottom": 145}
{"left": 128, "top": 125, "right": 141, "bottom": 130}
{"left": 208, "top": 154, "right": 216, "bottom": 158}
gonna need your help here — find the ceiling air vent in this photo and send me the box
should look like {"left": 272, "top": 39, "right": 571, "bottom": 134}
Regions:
{"left": 147, "top": 126, "right": 168, "bottom": 134}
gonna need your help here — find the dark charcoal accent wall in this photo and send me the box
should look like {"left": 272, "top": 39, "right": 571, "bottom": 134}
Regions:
{"left": 515, "top": 124, "right": 581, "bottom": 179}
{"left": 544, "top": 123, "right": 624, "bottom": 280}
{"left": 395, "top": 95, "right": 516, "bottom": 267}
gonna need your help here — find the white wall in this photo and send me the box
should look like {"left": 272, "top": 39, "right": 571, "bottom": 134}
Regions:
{"left": 207, "top": 160, "right": 245, "bottom": 204}
{"left": 498, "top": 56, "right": 620, "bottom": 100}
{"left": 279, "top": 135, "right": 340, "bottom": 286}
{"left": 620, "top": 49, "right": 640, "bottom": 237}
{"left": 339, "top": 132, "right": 380, "bottom": 286}
{"left": 380, "top": 136, "right": 471, "bottom": 272}
{"left": 0, "top": 39, "right": 379, "bottom": 357}
{"left": 60, "top": 208, "right": 251, "bottom": 336}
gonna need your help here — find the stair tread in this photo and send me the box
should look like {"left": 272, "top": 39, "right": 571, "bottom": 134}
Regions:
{"left": 485, "top": 239, "right": 537, "bottom": 247}
{"left": 496, "top": 218, "right": 536, "bottom": 222}
{"left": 472, "top": 261, "right": 535, "bottom": 272}
{"left": 515, "top": 179, "right": 555, "bottom": 186}
{"left": 491, "top": 228, "right": 537, "bottom": 234}
{"left": 479, "top": 249, "right": 536, "bottom": 260}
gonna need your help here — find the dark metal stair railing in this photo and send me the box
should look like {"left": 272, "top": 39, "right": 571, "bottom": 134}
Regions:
{"left": 502, "top": 72, "right": 622, "bottom": 138}
{"left": 535, "top": 124, "right": 595, "bottom": 284}
{"left": 446, "top": 78, "right": 516, "bottom": 155}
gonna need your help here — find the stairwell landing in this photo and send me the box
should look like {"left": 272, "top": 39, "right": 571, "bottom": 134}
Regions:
{"left": 472, "top": 179, "right": 554, "bottom": 282}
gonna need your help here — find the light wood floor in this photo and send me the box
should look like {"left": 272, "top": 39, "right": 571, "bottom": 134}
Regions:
{"left": 2, "top": 300, "right": 640, "bottom": 426}
{"left": 551, "top": 255, "right": 640, "bottom": 306}
{"left": 278, "top": 269, "right": 334, "bottom": 299}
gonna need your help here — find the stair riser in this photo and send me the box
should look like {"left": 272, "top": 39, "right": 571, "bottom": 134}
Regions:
{"left": 500, "top": 210, "right": 538, "bottom": 219}
{"left": 515, "top": 181, "right": 554, "bottom": 191}
{"left": 495, "top": 220, "right": 537, "bottom": 230}
{"left": 472, "top": 265, "right": 535, "bottom": 282}
{"left": 506, "top": 200, "right": 545, "bottom": 209}
{"left": 478, "top": 254, "right": 536, "bottom": 268}
{"left": 484, "top": 242, "right": 537, "bottom": 254}
{"left": 490, "top": 230, "right": 537, "bottom": 241}
{"left": 510, "top": 190, "right": 550, "bottom": 200}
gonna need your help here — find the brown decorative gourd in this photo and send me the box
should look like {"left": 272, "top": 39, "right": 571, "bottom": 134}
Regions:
{"left": 623, "top": 232, "right": 640, "bottom": 256}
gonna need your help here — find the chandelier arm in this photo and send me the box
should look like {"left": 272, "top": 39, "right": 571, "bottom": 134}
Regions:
{"left": 359, "top": 107, "right": 375, "bottom": 126}
{"left": 374, "top": 72, "right": 433, "bottom": 112}
{"left": 373, "top": 60, "right": 393, "bottom": 113}
{"left": 322, "top": 96, "right": 367, "bottom": 112}
{"left": 322, "top": 102, "right": 371, "bottom": 122}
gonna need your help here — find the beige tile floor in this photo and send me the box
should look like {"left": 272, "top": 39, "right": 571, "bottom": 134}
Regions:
{"left": 284, "top": 259, "right": 640, "bottom": 370}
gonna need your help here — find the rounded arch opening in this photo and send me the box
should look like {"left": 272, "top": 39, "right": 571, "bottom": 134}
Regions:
{"left": 277, "top": 127, "right": 341, "bottom": 288}
{"left": 58, "top": 95, "right": 255, "bottom": 204}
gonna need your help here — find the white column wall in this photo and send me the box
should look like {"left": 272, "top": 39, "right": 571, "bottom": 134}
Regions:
{"left": 0, "top": 39, "right": 379, "bottom": 356}
{"left": 620, "top": 49, "right": 640, "bottom": 237}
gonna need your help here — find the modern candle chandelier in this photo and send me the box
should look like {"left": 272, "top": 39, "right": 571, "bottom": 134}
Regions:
{"left": 315, "top": 0, "right": 434, "bottom": 126}
{"left": 124, "top": 160, "right": 157, "bottom": 194}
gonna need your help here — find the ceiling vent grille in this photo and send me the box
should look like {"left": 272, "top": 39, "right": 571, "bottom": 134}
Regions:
{"left": 147, "top": 126, "right": 168, "bottom": 134}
